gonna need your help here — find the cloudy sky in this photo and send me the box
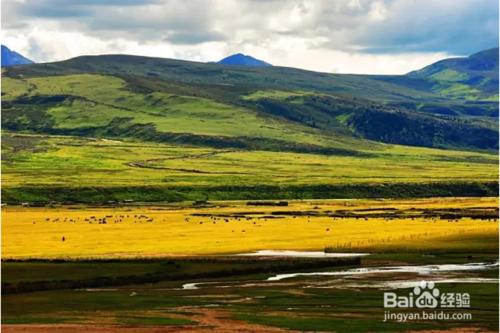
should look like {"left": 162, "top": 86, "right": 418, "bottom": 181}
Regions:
{"left": 1, "top": 0, "right": 498, "bottom": 74}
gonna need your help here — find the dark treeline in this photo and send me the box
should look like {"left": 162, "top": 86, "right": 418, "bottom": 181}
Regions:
{"left": 3, "top": 181, "right": 498, "bottom": 205}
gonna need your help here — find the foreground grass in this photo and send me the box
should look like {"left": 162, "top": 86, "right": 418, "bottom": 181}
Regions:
{"left": 234, "top": 283, "right": 499, "bottom": 332}
{"left": 2, "top": 197, "right": 498, "bottom": 259}
{"left": 2, "top": 260, "right": 498, "bottom": 331}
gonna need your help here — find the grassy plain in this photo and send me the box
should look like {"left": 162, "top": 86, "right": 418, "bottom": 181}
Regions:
{"left": 3, "top": 197, "right": 498, "bottom": 259}
{"left": 2, "top": 133, "right": 497, "bottom": 189}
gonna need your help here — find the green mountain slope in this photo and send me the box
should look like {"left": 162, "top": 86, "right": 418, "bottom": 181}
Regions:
{"left": 408, "top": 47, "right": 499, "bottom": 99}
{"left": 2, "top": 54, "right": 433, "bottom": 101}
{"left": 2, "top": 49, "right": 498, "bottom": 151}
{"left": 1, "top": 73, "right": 372, "bottom": 155}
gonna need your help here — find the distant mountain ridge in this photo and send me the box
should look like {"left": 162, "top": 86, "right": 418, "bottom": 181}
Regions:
{"left": 217, "top": 53, "right": 272, "bottom": 67}
{"left": 409, "top": 48, "right": 499, "bottom": 76}
{"left": 1, "top": 47, "right": 498, "bottom": 152}
{"left": 1, "top": 45, "right": 33, "bottom": 67}
{"left": 407, "top": 47, "right": 499, "bottom": 96}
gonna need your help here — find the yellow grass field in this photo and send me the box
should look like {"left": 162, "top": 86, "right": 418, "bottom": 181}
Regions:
{"left": 2, "top": 197, "right": 498, "bottom": 259}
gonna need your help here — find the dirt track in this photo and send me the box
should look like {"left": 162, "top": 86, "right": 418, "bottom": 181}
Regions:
{"left": 3, "top": 309, "right": 496, "bottom": 332}
{"left": 2, "top": 308, "right": 296, "bottom": 333}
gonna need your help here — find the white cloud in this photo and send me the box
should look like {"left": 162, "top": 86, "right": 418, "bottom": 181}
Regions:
{"left": 1, "top": 0, "right": 497, "bottom": 74}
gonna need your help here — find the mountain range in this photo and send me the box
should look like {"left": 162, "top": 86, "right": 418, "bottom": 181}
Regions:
{"left": 1, "top": 46, "right": 498, "bottom": 203}
{"left": 2, "top": 47, "right": 498, "bottom": 152}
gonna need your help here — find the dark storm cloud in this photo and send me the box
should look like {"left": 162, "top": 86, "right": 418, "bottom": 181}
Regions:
{"left": 275, "top": 0, "right": 498, "bottom": 55}
{"left": 2, "top": 0, "right": 222, "bottom": 45}
{"left": 349, "top": 0, "right": 499, "bottom": 55}
{"left": 3, "top": 0, "right": 160, "bottom": 20}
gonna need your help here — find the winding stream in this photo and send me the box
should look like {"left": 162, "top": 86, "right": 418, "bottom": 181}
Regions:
{"left": 182, "top": 260, "right": 499, "bottom": 290}
{"left": 267, "top": 261, "right": 499, "bottom": 281}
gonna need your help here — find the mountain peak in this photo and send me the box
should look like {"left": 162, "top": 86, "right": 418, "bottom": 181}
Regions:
{"left": 217, "top": 53, "right": 272, "bottom": 67}
{"left": 1, "top": 45, "right": 34, "bottom": 67}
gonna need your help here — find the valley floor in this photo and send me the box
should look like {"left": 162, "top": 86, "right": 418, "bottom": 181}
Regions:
{"left": 2, "top": 197, "right": 498, "bottom": 332}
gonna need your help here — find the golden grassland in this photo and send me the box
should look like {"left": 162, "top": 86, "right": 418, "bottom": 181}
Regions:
{"left": 2, "top": 197, "right": 498, "bottom": 259}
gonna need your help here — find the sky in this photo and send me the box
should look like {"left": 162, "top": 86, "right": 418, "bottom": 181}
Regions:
{"left": 1, "top": 0, "right": 498, "bottom": 74}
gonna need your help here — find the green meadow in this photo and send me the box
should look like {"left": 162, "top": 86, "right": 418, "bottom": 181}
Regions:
{"left": 2, "top": 133, "right": 497, "bottom": 189}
